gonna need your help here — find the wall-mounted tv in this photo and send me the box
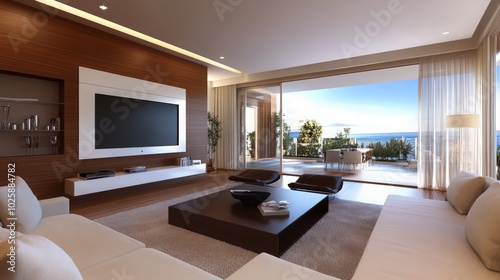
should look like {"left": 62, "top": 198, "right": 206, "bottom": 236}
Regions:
{"left": 79, "top": 67, "right": 186, "bottom": 160}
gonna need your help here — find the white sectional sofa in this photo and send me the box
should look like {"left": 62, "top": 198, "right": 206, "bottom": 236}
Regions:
{"left": 0, "top": 176, "right": 338, "bottom": 280}
{"left": 4, "top": 172, "right": 498, "bottom": 280}
{"left": 353, "top": 171, "right": 500, "bottom": 279}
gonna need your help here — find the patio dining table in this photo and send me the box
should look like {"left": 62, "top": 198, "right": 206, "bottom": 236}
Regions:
{"left": 326, "top": 148, "right": 373, "bottom": 169}
{"left": 328, "top": 148, "right": 373, "bottom": 156}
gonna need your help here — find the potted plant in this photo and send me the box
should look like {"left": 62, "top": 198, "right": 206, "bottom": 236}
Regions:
{"left": 497, "top": 146, "right": 500, "bottom": 179}
{"left": 247, "top": 131, "right": 256, "bottom": 158}
{"left": 207, "top": 112, "right": 222, "bottom": 171}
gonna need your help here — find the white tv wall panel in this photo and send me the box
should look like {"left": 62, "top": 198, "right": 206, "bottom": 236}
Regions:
{"left": 78, "top": 66, "right": 186, "bottom": 159}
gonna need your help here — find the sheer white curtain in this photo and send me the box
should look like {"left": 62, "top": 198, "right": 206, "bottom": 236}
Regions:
{"left": 477, "top": 35, "right": 497, "bottom": 178}
{"left": 212, "top": 85, "right": 238, "bottom": 170}
{"left": 418, "top": 50, "right": 481, "bottom": 190}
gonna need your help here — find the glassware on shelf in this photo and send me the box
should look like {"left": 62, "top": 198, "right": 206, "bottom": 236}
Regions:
{"left": 31, "top": 114, "right": 39, "bottom": 130}
{"left": 0, "top": 105, "right": 10, "bottom": 130}
{"left": 24, "top": 136, "right": 39, "bottom": 155}
{"left": 32, "top": 136, "right": 39, "bottom": 155}
{"left": 50, "top": 135, "right": 58, "bottom": 154}
{"left": 25, "top": 118, "right": 31, "bottom": 131}
{"left": 24, "top": 136, "right": 31, "bottom": 155}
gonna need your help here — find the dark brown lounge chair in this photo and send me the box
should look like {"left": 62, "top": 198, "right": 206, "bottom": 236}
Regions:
{"left": 288, "top": 174, "right": 343, "bottom": 194}
{"left": 228, "top": 169, "right": 281, "bottom": 186}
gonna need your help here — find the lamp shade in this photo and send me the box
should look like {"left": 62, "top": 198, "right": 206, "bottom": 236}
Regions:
{"left": 446, "top": 114, "right": 480, "bottom": 128}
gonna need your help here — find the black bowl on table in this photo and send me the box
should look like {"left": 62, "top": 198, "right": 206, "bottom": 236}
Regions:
{"left": 230, "top": 189, "right": 271, "bottom": 206}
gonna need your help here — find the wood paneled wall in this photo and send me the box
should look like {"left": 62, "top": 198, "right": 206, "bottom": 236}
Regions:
{"left": 257, "top": 100, "right": 275, "bottom": 159}
{"left": 0, "top": 2, "right": 208, "bottom": 199}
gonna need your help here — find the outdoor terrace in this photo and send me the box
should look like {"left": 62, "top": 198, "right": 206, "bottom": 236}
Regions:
{"left": 246, "top": 157, "right": 418, "bottom": 188}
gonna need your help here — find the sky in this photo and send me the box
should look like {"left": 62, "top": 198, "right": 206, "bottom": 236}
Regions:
{"left": 282, "top": 79, "right": 419, "bottom": 137}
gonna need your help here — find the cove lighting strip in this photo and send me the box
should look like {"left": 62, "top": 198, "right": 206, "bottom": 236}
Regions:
{"left": 35, "top": 0, "right": 244, "bottom": 75}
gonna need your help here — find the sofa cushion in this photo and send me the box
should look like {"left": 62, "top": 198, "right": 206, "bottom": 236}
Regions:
{"left": 446, "top": 171, "right": 485, "bottom": 214}
{"left": 39, "top": 196, "right": 70, "bottom": 218}
{"left": 465, "top": 183, "right": 500, "bottom": 272}
{"left": 0, "top": 176, "right": 42, "bottom": 233}
{"left": 483, "top": 176, "right": 498, "bottom": 192}
{"left": 0, "top": 234, "right": 82, "bottom": 280}
{"left": 352, "top": 195, "right": 500, "bottom": 280}
{"left": 30, "top": 213, "right": 145, "bottom": 271}
{"left": 0, "top": 227, "right": 10, "bottom": 240}
{"left": 81, "top": 248, "right": 222, "bottom": 280}
{"left": 226, "top": 252, "right": 340, "bottom": 280}
{"left": 0, "top": 227, "right": 22, "bottom": 242}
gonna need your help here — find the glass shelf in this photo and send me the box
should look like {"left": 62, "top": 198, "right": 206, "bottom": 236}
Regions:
{"left": 0, "top": 129, "right": 63, "bottom": 133}
{"left": 0, "top": 71, "right": 63, "bottom": 157}
{"left": 0, "top": 98, "right": 63, "bottom": 106}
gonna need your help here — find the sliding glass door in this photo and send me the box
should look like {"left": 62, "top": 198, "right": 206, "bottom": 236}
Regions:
{"left": 237, "top": 85, "right": 282, "bottom": 173}
{"left": 235, "top": 66, "right": 419, "bottom": 187}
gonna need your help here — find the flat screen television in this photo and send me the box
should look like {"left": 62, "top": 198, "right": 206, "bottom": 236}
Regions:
{"left": 79, "top": 67, "right": 186, "bottom": 159}
{"left": 94, "top": 93, "right": 179, "bottom": 148}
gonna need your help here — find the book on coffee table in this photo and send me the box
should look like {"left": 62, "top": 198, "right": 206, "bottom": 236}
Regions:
{"left": 258, "top": 205, "right": 290, "bottom": 216}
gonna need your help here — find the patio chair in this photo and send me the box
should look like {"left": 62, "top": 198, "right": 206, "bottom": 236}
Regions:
{"left": 407, "top": 153, "right": 417, "bottom": 169}
{"left": 364, "top": 149, "right": 373, "bottom": 167}
{"left": 325, "top": 149, "right": 343, "bottom": 169}
{"left": 343, "top": 150, "right": 363, "bottom": 170}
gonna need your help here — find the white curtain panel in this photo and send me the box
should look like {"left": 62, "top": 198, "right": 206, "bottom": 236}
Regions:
{"left": 418, "top": 50, "right": 481, "bottom": 190}
{"left": 212, "top": 85, "right": 238, "bottom": 170}
{"left": 477, "top": 35, "right": 497, "bottom": 178}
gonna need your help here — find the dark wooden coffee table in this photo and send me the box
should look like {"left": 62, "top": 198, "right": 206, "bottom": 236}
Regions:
{"left": 168, "top": 184, "right": 328, "bottom": 256}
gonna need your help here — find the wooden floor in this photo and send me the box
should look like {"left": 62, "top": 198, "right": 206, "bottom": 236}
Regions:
{"left": 71, "top": 170, "right": 446, "bottom": 220}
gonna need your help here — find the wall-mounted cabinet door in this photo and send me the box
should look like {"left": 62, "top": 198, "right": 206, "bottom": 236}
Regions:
{"left": 0, "top": 72, "right": 63, "bottom": 157}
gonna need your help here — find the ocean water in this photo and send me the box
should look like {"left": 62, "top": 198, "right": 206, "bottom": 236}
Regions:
{"left": 290, "top": 131, "right": 418, "bottom": 147}
{"left": 290, "top": 131, "right": 500, "bottom": 148}
{"left": 350, "top": 132, "right": 418, "bottom": 148}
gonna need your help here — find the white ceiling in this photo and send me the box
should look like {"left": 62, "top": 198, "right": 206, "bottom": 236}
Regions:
{"left": 17, "top": 0, "right": 494, "bottom": 82}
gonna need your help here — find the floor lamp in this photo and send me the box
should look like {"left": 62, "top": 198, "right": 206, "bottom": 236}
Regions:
{"left": 445, "top": 114, "right": 480, "bottom": 129}
{"left": 445, "top": 114, "right": 480, "bottom": 178}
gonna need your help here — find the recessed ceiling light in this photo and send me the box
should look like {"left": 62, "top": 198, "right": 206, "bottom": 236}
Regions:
{"left": 219, "top": 56, "right": 225, "bottom": 60}
{"left": 99, "top": 5, "right": 108, "bottom": 10}
{"left": 442, "top": 31, "right": 450, "bottom": 35}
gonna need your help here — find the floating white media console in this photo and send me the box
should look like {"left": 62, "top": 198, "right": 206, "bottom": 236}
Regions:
{"left": 64, "top": 164, "right": 206, "bottom": 196}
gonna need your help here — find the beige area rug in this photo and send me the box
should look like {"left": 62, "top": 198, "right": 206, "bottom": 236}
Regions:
{"left": 95, "top": 183, "right": 382, "bottom": 280}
